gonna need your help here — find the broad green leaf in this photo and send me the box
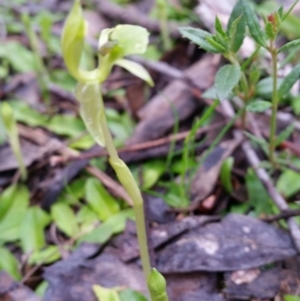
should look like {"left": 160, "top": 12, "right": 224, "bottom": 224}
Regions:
{"left": 246, "top": 100, "right": 271, "bottom": 112}
{"left": 20, "top": 206, "right": 51, "bottom": 253}
{"left": 242, "top": 0, "right": 267, "bottom": 47}
{"left": 214, "top": 64, "right": 241, "bottom": 100}
{"left": 275, "top": 124, "right": 294, "bottom": 146}
{"left": 48, "top": 114, "right": 85, "bottom": 137}
{"left": 227, "top": 0, "right": 246, "bottom": 52}
{"left": 0, "top": 185, "right": 29, "bottom": 243}
{"left": 29, "top": 245, "right": 60, "bottom": 265}
{"left": 51, "top": 203, "right": 79, "bottom": 237}
{"left": 278, "top": 63, "right": 300, "bottom": 99}
{"left": 0, "top": 247, "right": 21, "bottom": 280}
{"left": 9, "top": 100, "right": 47, "bottom": 127}
{"left": 0, "top": 184, "right": 18, "bottom": 221}
{"left": 119, "top": 290, "right": 147, "bottom": 301}
{"left": 115, "top": 59, "right": 154, "bottom": 86}
{"left": 142, "top": 159, "right": 167, "bottom": 189}
{"left": 79, "top": 209, "right": 133, "bottom": 243}
{"left": 246, "top": 168, "right": 273, "bottom": 216}
{"left": 0, "top": 41, "right": 36, "bottom": 72}
{"left": 284, "top": 295, "right": 300, "bottom": 301}
{"left": 85, "top": 177, "right": 120, "bottom": 220}
{"left": 220, "top": 157, "right": 234, "bottom": 194}
{"left": 256, "top": 77, "right": 284, "bottom": 99}
{"left": 277, "top": 160, "right": 300, "bottom": 198}
{"left": 75, "top": 82, "right": 106, "bottom": 147}
{"left": 35, "top": 281, "right": 49, "bottom": 298}
{"left": 178, "top": 27, "right": 221, "bottom": 53}
{"left": 278, "top": 39, "right": 300, "bottom": 53}
{"left": 76, "top": 206, "right": 99, "bottom": 230}
{"left": 93, "top": 285, "right": 120, "bottom": 301}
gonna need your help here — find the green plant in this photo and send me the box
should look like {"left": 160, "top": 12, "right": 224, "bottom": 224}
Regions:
{"left": 1, "top": 102, "right": 27, "bottom": 180}
{"left": 179, "top": 0, "right": 300, "bottom": 167}
{"left": 61, "top": 1, "right": 168, "bottom": 299}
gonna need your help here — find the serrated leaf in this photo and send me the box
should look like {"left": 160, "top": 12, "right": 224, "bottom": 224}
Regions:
{"left": 115, "top": 59, "right": 154, "bottom": 86}
{"left": 206, "top": 37, "right": 227, "bottom": 53}
{"left": 278, "top": 63, "right": 300, "bottom": 99}
{"left": 20, "top": 206, "right": 51, "bottom": 253}
{"left": 279, "top": 39, "right": 300, "bottom": 53}
{"left": 51, "top": 203, "right": 79, "bottom": 237}
{"left": 246, "top": 100, "right": 271, "bottom": 112}
{"left": 275, "top": 124, "right": 294, "bottom": 147}
{"left": 0, "top": 247, "right": 21, "bottom": 280}
{"left": 214, "top": 64, "right": 241, "bottom": 100}
{"left": 215, "top": 17, "right": 226, "bottom": 37}
{"left": 227, "top": 0, "right": 246, "bottom": 52}
{"left": 242, "top": 0, "right": 267, "bottom": 47}
{"left": 93, "top": 285, "right": 120, "bottom": 301}
{"left": 85, "top": 177, "right": 120, "bottom": 220}
{"left": 178, "top": 27, "right": 221, "bottom": 53}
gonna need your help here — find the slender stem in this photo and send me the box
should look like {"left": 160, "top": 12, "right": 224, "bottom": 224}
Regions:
{"left": 134, "top": 203, "right": 152, "bottom": 279}
{"left": 269, "top": 46, "right": 278, "bottom": 167}
{"left": 240, "top": 72, "right": 250, "bottom": 128}
{"left": 100, "top": 102, "right": 152, "bottom": 280}
{"left": 99, "top": 113, "right": 119, "bottom": 161}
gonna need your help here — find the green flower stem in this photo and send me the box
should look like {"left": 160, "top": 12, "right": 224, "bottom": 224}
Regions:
{"left": 269, "top": 46, "right": 278, "bottom": 167}
{"left": 99, "top": 92, "right": 152, "bottom": 280}
{"left": 109, "top": 157, "right": 152, "bottom": 280}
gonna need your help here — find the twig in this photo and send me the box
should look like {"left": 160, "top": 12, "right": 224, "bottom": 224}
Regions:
{"left": 51, "top": 121, "right": 224, "bottom": 164}
{"left": 262, "top": 209, "right": 300, "bottom": 222}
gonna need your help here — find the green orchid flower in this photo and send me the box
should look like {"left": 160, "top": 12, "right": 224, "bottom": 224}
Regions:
{"left": 61, "top": 0, "right": 153, "bottom": 86}
{"left": 61, "top": 3, "right": 170, "bottom": 300}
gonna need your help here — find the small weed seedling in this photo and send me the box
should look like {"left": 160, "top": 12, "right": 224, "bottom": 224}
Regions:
{"left": 179, "top": 0, "right": 300, "bottom": 167}
{"left": 1, "top": 102, "right": 27, "bottom": 180}
{"left": 61, "top": 1, "right": 169, "bottom": 300}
